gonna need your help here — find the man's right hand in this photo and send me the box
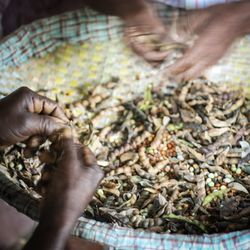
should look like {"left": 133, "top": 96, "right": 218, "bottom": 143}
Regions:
{"left": 168, "top": 1, "right": 250, "bottom": 81}
{"left": 40, "top": 135, "right": 104, "bottom": 229}
{"left": 24, "top": 134, "right": 103, "bottom": 250}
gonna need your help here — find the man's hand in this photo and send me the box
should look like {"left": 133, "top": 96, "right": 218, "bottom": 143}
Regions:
{"left": 168, "top": 1, "right": 250, "bottom": 81}
{"left": 123, "top": 3, "right": 170, "bottom": 64}
{"left": 84, "top": 0, "right": 170, "bottom": 64}
{"left": 24, "top": 134, "right": 104, "bottom": 250}
{"left": 0, "top": 86, "right": 68, "bottom": 146}
{"left": 40, "top": 135, "right": 104, "bottom": 228}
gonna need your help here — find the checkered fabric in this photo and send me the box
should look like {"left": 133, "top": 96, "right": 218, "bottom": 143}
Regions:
{"left": 0, "top": 7, "right": 123, "bottom": 68}
{"left": 73, "top": 218, "right": 250, "bottom": 250}
{"left": 0, "top": 3, "right": 182, "bottom": 69}
{"left": 1, "top": 170, "right": 250, "bottom": 250}
{"left": 158, "top": 0, "right": 239, "bottom": 9}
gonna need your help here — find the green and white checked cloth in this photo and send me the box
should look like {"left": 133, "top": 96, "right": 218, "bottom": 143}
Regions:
{"left": 0, "top": 8, "right": 122, "bottom": 67}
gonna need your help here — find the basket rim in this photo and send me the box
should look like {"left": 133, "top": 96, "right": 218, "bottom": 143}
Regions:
{"left": 1, "top": 171, "right": 250, "bottom": 250}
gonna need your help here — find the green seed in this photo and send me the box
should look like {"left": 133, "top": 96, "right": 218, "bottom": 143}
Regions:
{"left": 231, "top": 165, "right": 237, "bottom": 172}
{"left": 236, "top": 168, "right": 242, "bottom": 175}
{"left": 208, "top": 181, "right": 215, "bottom": 187}
{"left": 17, "top": 164, "right": 23, "bottom": 171}
{"left": 9, "top": 162, "right": 15, "bottom": 168}
{"left": 208, "top": 173, "right": 215, "bottom": 179}
{"left": 167, "top": 124, "right": 175, "bottom": 131}
{"left": 221, "top": 185, "right": 227, "bottom": 190}
{"left": 206, "top": 178, "right": 212, "bottom": 184}
{"left": 224, "top": 178, "right": 232, "bottom": 183}
{"left": 193, "top": 164, "right": 199, "bottom": 169}
{"left": 189, "top": 167, "right": 194, "bottom": 172}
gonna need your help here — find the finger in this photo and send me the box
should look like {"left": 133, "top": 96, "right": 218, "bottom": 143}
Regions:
{"left": 23, "top": 148, "right": 34, "bottom": 158}
{"left": 52, "top": 136, "right": 75, "bottom": 154}
{"left": 129, "top": 40, "right": 171, "bottom": 62}
{"left": 177, "top": 61, "right": 210, "bottom": 81}
{"left": 168, "top": 56, "right": 193, "bottom": 75}
{"left": 49, "top": 127, "right": 73, "bottom": 144}
{"left": 124, "top": 31, "right": 170, "bottom": 62}
{"left": 39, "top": 150, "right": 57, "bottom": 164}
{"left": 37, "top": 186, "right": 47, "bottom": 197}
{"left": 168, "top": 41, "right": 204, "bottom": 76}
{"left": 41, "top": 165, "right": 53, "bottom": 183}
{"left": 29, "top": 114, "right": 68, "bottom": 138}
{"left": 82, "top": 146, "right": 97, "bottom": 167}
{"left": 23, "top": 136, "right": 45, "bottom": 158}
{"left": 28, "top": 90, "right": 68, "bottom": 123}
{"left": 36, "top": 164, "right": 54, "bottom": 193}
{"left": 25, "top": 135, "right": 44, "bottom": 149}
{"left": 144, "top": 50, "right": 172, "bottom": 63}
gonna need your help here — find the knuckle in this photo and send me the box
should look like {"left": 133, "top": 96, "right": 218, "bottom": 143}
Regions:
{"left": 17, "top": 86, "right": 31, "bottom": 96}
{"left": 87, "top": 164, "right": 104, "bottom": 181}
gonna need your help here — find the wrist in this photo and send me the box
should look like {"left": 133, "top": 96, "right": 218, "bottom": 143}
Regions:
{"left": 119, "top": 0, "right": 148, "bottom": 21}
{"left": 122, "top": 4, "right": 147, "bottom": 21}
{"left": 39, "top": 213, "right": 72, "bottom": 232}
{"left": 40, "top": 192, "right": 83, "bottom": 231}
{"left": 40, "top": 204, "right": 78, "bottom": 232}
{"left": 23, "top": 219, "right": 71, "bottom": 250}
{"left": 231, "top": 1, "right": 250, "bottom": 36}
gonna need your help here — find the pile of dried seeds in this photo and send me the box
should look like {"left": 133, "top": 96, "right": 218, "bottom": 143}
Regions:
{"left": 0, "top": 80, "right": 250, "bottom": 234}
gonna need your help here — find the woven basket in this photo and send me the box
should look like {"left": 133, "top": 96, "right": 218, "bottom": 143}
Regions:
{"left": 0, "top": 2, "right": 249, "bottom": 250}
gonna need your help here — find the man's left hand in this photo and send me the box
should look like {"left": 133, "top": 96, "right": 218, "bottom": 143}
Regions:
{"left": 0, "top": 87, "right": 68, "bottom": 146}
{"left": 123, "top": 3, "right": 171, "bottom": 64}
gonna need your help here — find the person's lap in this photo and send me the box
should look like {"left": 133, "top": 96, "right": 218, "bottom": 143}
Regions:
{"left": 0, "top": 199, "right": 36, "bottom": 249}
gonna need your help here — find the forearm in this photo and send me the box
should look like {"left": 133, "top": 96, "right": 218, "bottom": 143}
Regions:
{"left": 222, "top": 0, "right": 250, "bottom": 37}
{"left": 23, "top": 220, "right": 70, "bottom": 250}
{"left": 23, "top": 199, "right": 74, "bottom": 250}
{"left": 83, "top": 0, "right": 148, "bottom": 19}
{"left": 237, "top": 0, "right": 250, "bottom": 35}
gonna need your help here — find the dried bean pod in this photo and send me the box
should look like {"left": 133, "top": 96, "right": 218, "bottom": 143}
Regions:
{"left": 108, "top": 131, "right": 152, "bottom": 162}
{"left": 107, "top": 165, "right": 133, "bottom": 176}
{"left": 193, "top": 172, "right": 206, "bottom": 214}
{"left": 134, "top": 164, "right": 155, "bottom": 180}
{"left": 150, "top": 127, "right": 165, "bottom": 149}
{"left": 149, "top": 160, "right": 170, "bottom": 175}
{"left": 138, "top": 147, "right": 152, "bottom": 169}
{"left": 136, "top": 191, "right": 150, "bottom": 208}
{"left": 166, "top": 189, "right": 179, "bottom": 214}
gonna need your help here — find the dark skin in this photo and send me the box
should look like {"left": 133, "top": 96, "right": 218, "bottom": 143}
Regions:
{"left": 168, "top": 0, "right": 250, "bottom": 81}
{"left": 0, "top": 86, "right": 68, "bottom": 146}
{"left": 86, "top": 0, "right": 250, "bottom": 76}
{"left": 0, "top": 87, "right": 104, "bottom": 250}
{"left": 92, "top": 0, "right": 250, "bottom": 79}
{"left": 24, "top": 137, "right": 104, "bottom": 250}
{"left": 1, "top": 1, "right": 250, "bottom": 249}
{"left": 2, "top": 0, "right": 167, "bottom": 63}
{"left": 3, "top": 0, "right": 250, "bottom": 79}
